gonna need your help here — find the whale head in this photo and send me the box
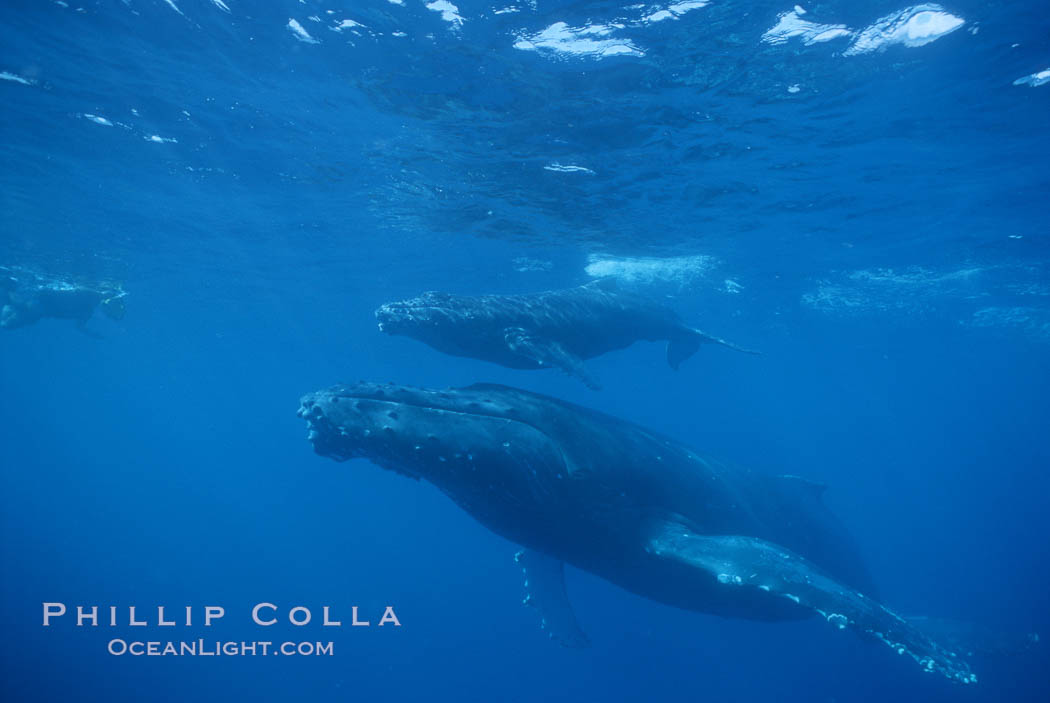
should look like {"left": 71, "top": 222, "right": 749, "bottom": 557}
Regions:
{"left": 297, "top": 382, "right": 571, "bottom": 499}
{"left": 374, "top": 292, "right": 465, "bottom": 340}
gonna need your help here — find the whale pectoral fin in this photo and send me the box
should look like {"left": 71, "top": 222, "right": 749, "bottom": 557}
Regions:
{"left": 903, "top": 616, "right": 1041, "bottom": 657}
{"left": 504, "top": 328, "right": 601, "bottom": 390}
{"left": 514, "top": 549, "right": 590, "bottom": 649}
{"left": 646, "top": 523, "right": 976, "bottom": 684}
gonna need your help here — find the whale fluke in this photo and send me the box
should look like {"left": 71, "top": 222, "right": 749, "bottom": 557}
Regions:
{"left": 667, "top": 328, "right": 761, "bottom": 371}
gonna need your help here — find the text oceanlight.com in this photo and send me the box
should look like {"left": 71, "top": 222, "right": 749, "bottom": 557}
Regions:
{"left": 107, "top": 640, "right": 334, "bottom": 657}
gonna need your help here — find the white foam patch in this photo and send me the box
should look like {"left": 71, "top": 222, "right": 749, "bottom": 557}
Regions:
{"left": 850, "top": 267, "right": 982, "bottom": 285}
{"left": 83, "top": 114, "right": 114, "bottom": 126}
{"left": 585, "top": 254, "right": 717, "bottom": 286}
{"left": 645, "top": 10, "right": 674, "bottom": 22}
{"left": 967, "top": 307, "right": 1050, "bottom": 341}
{"left": 664, "top": 1, "right": 711, "bottom": 17}
{"left": 210, "top": 0, "right": 230, "bottom": 13}
{"left": 287, "top": 18, "right": 319, "bottom": 44}
{"left": 162, "top": 0, "right": 184, "bottom": 16}
{"left": 514, "top": 22, "right": 644, "bottom": 58}
{"left": 762, "top": 7, "right": 851, "bottom": 46}
{"left": 844, "top": 5, "right": 964, "bottom": 55}
{"left": 426, "top": 1, "right": 465, "bottom": 27}
{"left": 512, "top": 2, "right": 715, "bottom": 59}
{"left": 763, "top": 4, "right": 964, "bottom": 54}
{"left": 642, "top": 0, "right": 710, "bottom": 24}
{"left": 331, "top": 19, "right": 365, "bottom": 33}
{"left": 0, "top": 71, "right": 34, "bottom": 85}
{"left": 513, "top": 257, "right": 553, "bottom": 273}
{"left": 802, "top": 266, "right": 986, "bottom": 316}
{"left": 494, "top": 6, "right": 520, "bottom": 14}
{"left": 1013, "top": 68, "right": 1050, "bottom": 87}
{"left": 387, "top": 0, "right": 404, "bottom": 4}
{"left": 544, "top": 163, "right": 595, "bottom": 174}
{"left": 146, "top": 135, "right": 178, "bottom": 144}
{"left": 1008, "top": 281, "right": 1050, "bottom": 297}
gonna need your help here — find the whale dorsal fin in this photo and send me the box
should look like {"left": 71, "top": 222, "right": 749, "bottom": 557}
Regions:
{"left": 463, "top": 382, "right": 516, "bottom": 392}
{"left": 776, "top": 474, "right": 828, "bottom": 500}
{"left": 645, "top": 521, "right": 976, "bottom": 684}
{"left": 515, "top": 549, "right": 590, "bottom": 649}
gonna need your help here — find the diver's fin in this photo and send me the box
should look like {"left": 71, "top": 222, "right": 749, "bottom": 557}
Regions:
{"left": 666, "top": 328, "right": 760, "bottom": 370}
{"left": 504, "top": 327, "right": 601, "bottom": 390}
{"left": 514, "top": 549, "right": 590, "bottom": 649}
{"left": 645, "top": 521, "right": 976, "bottom": 684}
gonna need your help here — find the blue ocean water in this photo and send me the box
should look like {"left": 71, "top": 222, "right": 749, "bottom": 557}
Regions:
{"left": 1, "top": 0, "right": 1048, "bottom": 700}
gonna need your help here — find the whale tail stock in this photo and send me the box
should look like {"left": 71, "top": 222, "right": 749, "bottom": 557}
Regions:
{"left": 666, "top": 328, "right": 761, "bottom": 370}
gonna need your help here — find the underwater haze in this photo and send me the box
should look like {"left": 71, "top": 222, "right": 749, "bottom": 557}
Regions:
{"left": 1, "top": 0, "right": 1048, "bottom": 701}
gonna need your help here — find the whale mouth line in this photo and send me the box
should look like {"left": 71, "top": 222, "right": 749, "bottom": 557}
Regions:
{"left": 322, "top": 392, "right": 528, "bottom": 429}
{"left": 377, "top": 307, "right": 440, "bottom": 317}
{"left": 376, "top": 301, "right": 453, "bottom": 317}
{"left": 374, "top": 306, "right": 441, "bottom": 333}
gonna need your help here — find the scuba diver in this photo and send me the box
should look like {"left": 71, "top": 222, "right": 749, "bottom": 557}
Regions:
{"left": 0, "top": 267, "right": 126, "bottom": 334}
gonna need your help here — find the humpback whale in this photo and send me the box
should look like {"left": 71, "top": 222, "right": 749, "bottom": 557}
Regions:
{"left": 374, "top": 280, "right": 757, "bottom": 389}
{"left": 298, "top": 381, "right": 975, "bottom": 683}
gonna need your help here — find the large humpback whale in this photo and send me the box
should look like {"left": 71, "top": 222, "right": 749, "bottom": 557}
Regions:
{"left": 374, "top": 280, "right": 757, "bottom": 389}
{"left": 298, "top": 381, "right": 975, "bottom": 683}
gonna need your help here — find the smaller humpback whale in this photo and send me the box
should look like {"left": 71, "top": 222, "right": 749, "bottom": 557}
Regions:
{"left": 374, "top": 280, "right": 757, "bottom": 389}
{"left": 299, "top": 382, "right": 976, "bottom": 683}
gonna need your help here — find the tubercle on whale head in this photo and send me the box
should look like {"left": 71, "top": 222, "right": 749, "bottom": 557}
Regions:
{"left": 297, "top": 387, "right": 432, "bottom": 480}
{"left": 373, "top": 304, "right": 411, "bottom": 335}
{"left": 297, "top": 382, "right": 561, "bottom": 486}
{"left": 374, "top": 292, "right": 460, "bottom": 337}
